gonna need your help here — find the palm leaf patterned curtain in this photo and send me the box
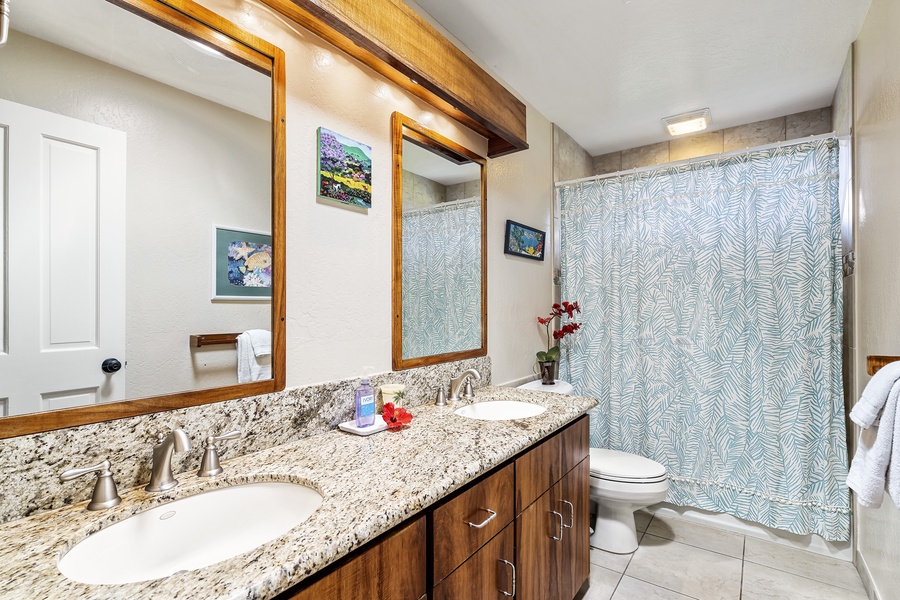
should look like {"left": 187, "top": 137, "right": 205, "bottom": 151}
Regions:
{"left": 559, "top": 138, "right": 849, "bottom": 540}
{"left": 402, "top": 199, "right": 482, "bottom": 359}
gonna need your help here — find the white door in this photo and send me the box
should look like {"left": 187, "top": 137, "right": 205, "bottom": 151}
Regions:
{"left": 0, "top": 99, "right": 126, "bottom": 417}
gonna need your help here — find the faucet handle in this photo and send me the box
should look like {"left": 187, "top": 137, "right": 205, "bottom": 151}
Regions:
{"left": 60, "top": 460, "right": 122, "bottom": 511}
{"left": 462, "top": 377, "right": 475, "bottom": 400}
{"left": 198, "top": 430, "right": 241, "bottom": 477}
{"left": 434, "top": 386, "right": 448, "bottom": 407}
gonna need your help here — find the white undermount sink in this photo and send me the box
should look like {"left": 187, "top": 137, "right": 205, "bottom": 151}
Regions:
{"left": 58, "top": 481, "right": 322, "bottom": 585}
{"left": 454, "top": 400, "right": 546, "bottom": 421}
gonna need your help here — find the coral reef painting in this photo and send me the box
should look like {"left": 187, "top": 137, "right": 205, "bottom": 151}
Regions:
{"left": 317, "top": 127, "right": 373, "bottom": 209}
{"left": 503, "top": 220, "right": 545, "bottom": 261}
{"left": 213, "top": 226, "right": 272, "bottom": 300}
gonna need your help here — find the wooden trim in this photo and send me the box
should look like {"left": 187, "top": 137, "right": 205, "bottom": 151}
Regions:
{"left": 867, "top": 355, "right": 900, "bottom": 376}
{"left": 0, "top": 0, "right": 287, "bottom": 439}
{"left": 258, "top": 0, "right": 527, "bottom": 158}
{"left": 190, "top": 333, "right": 240, "bottom": 347}
{"left": 391, "top": 113, "right": 488, "bottom": 371}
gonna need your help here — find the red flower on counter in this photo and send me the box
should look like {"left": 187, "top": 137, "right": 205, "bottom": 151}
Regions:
{"left": 382, "top": 402, "right": 413, "bottom": 430}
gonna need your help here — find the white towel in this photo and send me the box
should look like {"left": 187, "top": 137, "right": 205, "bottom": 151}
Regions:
{"left": 847, "top": 379, "right": 900, "bottom": 508}
{"left": 889, "top": 403, "right": 900, "bottom": 509}
{"left": 247, "top": 329, "right": 271, "bottom": 357}
{"left": 851, "top": 360, "right": 900, "bottom": 428}
{"left": 237, "top": 329, "right": 272, "bottom": 383}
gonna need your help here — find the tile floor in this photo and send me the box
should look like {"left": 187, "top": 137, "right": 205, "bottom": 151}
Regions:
{"left": 574, "top": 512, "right": 868, "bottom": 600}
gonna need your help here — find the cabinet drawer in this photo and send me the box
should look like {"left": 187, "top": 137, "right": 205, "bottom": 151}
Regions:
{"left": 516, "top": 415, "right": 588, "bottom": 513}
{"left": 432, "top": 462, "right": 515, "bottom": 583}
{"left": 432, "top": 522, "right": 516, "bottom": 600}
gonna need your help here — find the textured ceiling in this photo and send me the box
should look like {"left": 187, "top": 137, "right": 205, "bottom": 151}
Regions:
{"left": 409, "top": 0, "right": 871, "bottom": 156}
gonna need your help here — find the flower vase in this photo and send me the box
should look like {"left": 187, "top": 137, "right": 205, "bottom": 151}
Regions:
{"left": 539, "top": 360, "right": 557, "bottom": 385}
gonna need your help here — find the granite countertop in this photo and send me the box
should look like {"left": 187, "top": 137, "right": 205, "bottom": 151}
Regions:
{"left": 0, "top": 386, "right": 597, "bottom": 600}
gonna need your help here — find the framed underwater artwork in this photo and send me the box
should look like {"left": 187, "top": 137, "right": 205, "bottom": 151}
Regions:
{"left": 212, "top": 225, "right": 273, "bottom": 301}
{"left": 317, "top": 127, "right": 373, "bottom": 210}
{"left": 503, "top": 219, "right": 545, "bottom": 261}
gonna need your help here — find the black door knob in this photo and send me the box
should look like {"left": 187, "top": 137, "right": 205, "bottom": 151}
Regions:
{"left": 101, "top": 358, "right": 123, "bottom": 374}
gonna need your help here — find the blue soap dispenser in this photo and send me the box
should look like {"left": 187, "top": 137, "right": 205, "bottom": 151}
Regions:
{"left": 354, "top": 367, "right": 376, "bottom": 428}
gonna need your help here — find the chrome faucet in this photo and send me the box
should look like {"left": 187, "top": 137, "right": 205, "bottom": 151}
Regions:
{"left": 145, "top": 429, "right": 191, "bottom": 492}
{"left": 449, "top": 368, "right": 481, "bottom": 403}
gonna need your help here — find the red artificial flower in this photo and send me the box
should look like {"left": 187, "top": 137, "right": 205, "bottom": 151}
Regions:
{"left": 382, "top": 402, "right": 413, "bottom": 430}
{"left": 537, "top": 316, "right": 553, "bottom": 325}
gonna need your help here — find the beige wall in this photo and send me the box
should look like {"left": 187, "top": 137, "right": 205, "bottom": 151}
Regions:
{"left": 593, "top": 108, "right": 833, "bottom": 174}
{"left": 193, "top": 0, "right": 554, "bottom": 387}
{"left": 852, "top": 0, "right": 900, "bottom": 596}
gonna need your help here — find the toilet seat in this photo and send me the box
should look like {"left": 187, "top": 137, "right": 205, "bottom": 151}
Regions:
{"left": 589, "top": 448, "right": 667, "bottom": 484}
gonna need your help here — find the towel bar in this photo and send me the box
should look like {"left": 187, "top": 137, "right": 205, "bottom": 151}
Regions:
{"left": 867, "top": 355, "right": 900, "bottom": 376}
{"left": 190, "top": 333, "right": 241, "bottom": 348}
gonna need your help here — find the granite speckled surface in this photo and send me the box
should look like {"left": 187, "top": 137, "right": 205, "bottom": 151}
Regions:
{"left": 0, "top": 386, "right": 596, "bottom": 599}
{"left": 0, "top": 357, "right": 489, "bottom": 524}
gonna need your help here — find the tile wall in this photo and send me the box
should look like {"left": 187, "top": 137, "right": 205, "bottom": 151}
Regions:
{"left": 592, "top": 108, "right": 833, "bottom": 175}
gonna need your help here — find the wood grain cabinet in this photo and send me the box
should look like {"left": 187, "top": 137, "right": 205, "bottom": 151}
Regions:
{"left": 281, "top": 415, "right": 589, "bottom": 600}
{"left": 516, "top": 418, "right": 590, "bottom": 600}
{"left": 280, "top": 515, "right": 426, "bottom": 600}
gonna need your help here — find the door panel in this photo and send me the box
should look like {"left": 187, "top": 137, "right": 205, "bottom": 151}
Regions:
{"left": 555, "top": 459, "right": 591, "bottom": 600}
{"left": 433, "top": 523, "right": 515, "bottom": 600}
{"left": 0, "top": 99, "right": 126, "bottom": 416}
{"left": 516, "top": 487, "right": 561, "bottom": 600}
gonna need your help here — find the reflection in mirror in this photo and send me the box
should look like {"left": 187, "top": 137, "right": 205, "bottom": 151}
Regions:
{"left": 0, "top": 0, "right": 285, "bottom": 432}
{"left": 392, "top": 113, "right": 487, "bottom": 370}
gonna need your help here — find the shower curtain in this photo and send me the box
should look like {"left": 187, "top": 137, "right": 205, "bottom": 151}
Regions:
{"left": 559, "top": 138, "right": 849, "bottom": 540}
{"left": 402, "top": 198, "right": 481, "bottom": 359}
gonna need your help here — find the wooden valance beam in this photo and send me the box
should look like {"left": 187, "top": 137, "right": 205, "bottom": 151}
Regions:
{"left": 258, "top": 0, "right": 528, "bottom": 157}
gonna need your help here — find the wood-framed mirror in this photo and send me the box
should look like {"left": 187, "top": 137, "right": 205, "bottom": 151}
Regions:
{"left": 0, "top": 0, "right": 286, "bottom": 438}
{"left": 391, "top": 112, "right": 487, "bottom": 370}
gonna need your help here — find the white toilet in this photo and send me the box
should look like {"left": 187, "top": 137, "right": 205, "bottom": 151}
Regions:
{"left": 516, "top": 378, "right": 669, "bottom": 554}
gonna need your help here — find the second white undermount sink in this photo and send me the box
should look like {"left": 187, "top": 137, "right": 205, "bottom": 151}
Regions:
{"left": 58, "top": 481, "right": 322, "bottom": 585}
{"left": 454, "top": 400, "right": 546, "bottom": 421}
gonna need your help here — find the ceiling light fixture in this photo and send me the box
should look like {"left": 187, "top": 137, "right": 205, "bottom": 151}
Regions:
{"left": 662, "top": 108, "right": 712, "bottom": 137}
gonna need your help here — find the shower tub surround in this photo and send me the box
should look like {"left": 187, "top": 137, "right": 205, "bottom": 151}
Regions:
{"left": 0, "top": 386, "right": 597, "bottom": 599}
{"left": 0, "top": 356, "right": 489, "bottom": 524}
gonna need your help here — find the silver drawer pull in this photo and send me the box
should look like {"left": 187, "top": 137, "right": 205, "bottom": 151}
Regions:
{"left": 497, "top": 559, "right": 516, "bottom": 597}
{"left": 549, "top": 510, "right": 564, "bottom": 541}
{"left": 465, "top": 507, "right": 497, "bottom": 529}
{"left": 560, "top": 499, "right": 575, "bottom": 529}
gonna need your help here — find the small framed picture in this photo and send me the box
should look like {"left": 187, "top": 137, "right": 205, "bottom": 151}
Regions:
{"left": 212, "top": 225, "right": 273, "bottom": 301}
{"left": 504, "top": 220, "right": 546, "bottom": 261}
{"left": 317, "top": 127, "right": 373, "bottom": 210}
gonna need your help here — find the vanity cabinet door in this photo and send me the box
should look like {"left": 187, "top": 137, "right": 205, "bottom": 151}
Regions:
{"left": 516, "top": 484, "right": 558, "bottom": 600}
{"left": 432, "top": 522, "right": 516, "bottom": 600}
{"left": 516, "top": 458, "right": 590, "bottom": 600}
{"left": 516, "top": 416, "right": 589, "bottom": 513}
{"left": 282, "top": 515, "right": 426, "bottom": 600}
{"left": 555, "top": 458, "right": 591, "bottom": 600}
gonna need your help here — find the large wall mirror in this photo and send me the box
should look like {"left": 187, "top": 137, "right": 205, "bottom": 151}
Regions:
{"left": 0, "top": 0, "right": 286, "bottom": 437}
{"left": 391, "top": 113, "right": 487, "bottom": 370}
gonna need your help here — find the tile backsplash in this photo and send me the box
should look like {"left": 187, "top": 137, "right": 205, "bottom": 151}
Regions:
{"left": 0, "top": 357, "right": 490, "bottom": 524}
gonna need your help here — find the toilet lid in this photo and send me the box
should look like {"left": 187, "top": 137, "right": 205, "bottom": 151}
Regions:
{"left": 589, "top": 448, "right": 667, "bottom": 482}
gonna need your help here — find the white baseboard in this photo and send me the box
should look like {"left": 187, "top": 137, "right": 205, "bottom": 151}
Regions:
{"left": 646, "top": 502, "right": 853, "bottom": 562}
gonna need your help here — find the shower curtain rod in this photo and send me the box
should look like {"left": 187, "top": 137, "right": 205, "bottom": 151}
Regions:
{"left": 555, "top": 132, "right": 839, "bottom": 188}
{"left": 403, "top": 196, "right": 479, "bottom": 214}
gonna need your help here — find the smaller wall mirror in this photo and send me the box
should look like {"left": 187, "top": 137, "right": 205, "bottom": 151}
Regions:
{"left": 391, "top": 113, "right": 487, "bottom": 369}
